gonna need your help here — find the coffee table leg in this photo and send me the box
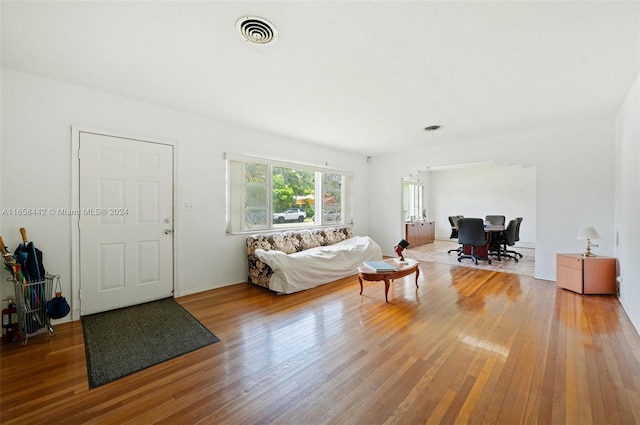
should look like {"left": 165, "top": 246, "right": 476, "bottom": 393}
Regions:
{"left": 415, "top": 268, "right": 420, "bottom": 288}
{"left": 384, "top": 278, "right": 390, "bottom": 303}
{"left": 359, "top": 275, "right": 363, "bottom": 295}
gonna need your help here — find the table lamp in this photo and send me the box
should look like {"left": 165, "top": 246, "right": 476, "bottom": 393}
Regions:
{"left": 577, "top": 226, "right": 600, "bottom": 257}
{"left": 394, "top": 239, "right": 410, "bottom": 262}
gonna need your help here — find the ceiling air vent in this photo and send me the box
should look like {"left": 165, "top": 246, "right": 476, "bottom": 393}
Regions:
{"left": 236, "top": 16, "right": 278, "bottom": 45}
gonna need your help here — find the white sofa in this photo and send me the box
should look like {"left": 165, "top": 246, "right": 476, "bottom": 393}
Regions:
{"left": 246, "top": 227, "right": 382, "bottom": 294}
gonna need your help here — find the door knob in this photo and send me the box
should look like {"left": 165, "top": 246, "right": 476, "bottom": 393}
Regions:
{"left": 164, "top": 229, "right": 173, "bottom": 235}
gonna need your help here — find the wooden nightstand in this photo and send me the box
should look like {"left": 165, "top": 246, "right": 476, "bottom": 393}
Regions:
{"left": 556, "top": 253, "right": 616, "bottom": 295}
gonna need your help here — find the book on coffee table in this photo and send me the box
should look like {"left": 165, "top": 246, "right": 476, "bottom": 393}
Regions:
{"left": 363, "top": 261, "right": 397, "bottom": 272}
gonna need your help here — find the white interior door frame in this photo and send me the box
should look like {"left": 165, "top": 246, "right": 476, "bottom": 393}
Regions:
{"left": 71, "top": 126, "right": 177, "bottom": 320}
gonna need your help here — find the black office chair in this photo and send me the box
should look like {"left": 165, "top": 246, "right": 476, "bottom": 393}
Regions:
{"left": 487, "top": 233, "right": 503, "bottom": 261}
{"left": 504, "top": 217, "right": 524, "bottom": 259}
{"left": 484, "top": 215, "right": 504, "bottom": 259}
{"left": 448, "top": 216, "right": 458, "bottom": 238}
{"left": 485, "top": 215, "right": 505, "bottom": 226}
{"left": 457, "top": 218, "right": 491, "bottom": 265}
{"left": 447, "top": 215, "right": 463, "bottom": 254}
{"left": 498, "top": 219, "right": 519, "bottom": 261}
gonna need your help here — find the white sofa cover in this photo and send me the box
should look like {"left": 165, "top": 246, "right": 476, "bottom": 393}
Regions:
{"left": 246, "top": 227, "right": 382, "bottom": 294}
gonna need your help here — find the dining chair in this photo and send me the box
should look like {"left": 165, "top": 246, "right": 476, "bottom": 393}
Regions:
{"left": 499, "top": 219, "right": 520, "bottom": 261}
{"left": 457, "top": 218, "right": 492, "bottom": 265}
{"left": 448, "top": 216, "right": 458, "bottom": 239}
{"left": 447, "top": 215, "right": 463, "bottom": 254}
{"left": 488, "top": 233, "right": 503, "bottom": 261}
{"left": 504, "top": 217, "right": 524, "bottom": 259}
{"left": 484, "top": 215, "right": 505, "bottom": 259}
{"left": 485, "top": 215, "right": 506, "bottom": 226}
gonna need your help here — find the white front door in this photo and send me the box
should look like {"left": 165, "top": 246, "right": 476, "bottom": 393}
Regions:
{"left": 79, "top": 132, "right": 174, "bottom": 315}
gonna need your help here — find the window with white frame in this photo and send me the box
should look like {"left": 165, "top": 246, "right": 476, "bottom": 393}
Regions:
{"left": 226, "top": 154, "right": 353, "bottom": 233}
{"left": 403, "top": 180, "right": 424, "bottom": 222}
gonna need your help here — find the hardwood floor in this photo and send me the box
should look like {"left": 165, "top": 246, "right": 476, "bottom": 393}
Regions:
{"left": 2, "top": 262, "right": 640, "bottom": 424}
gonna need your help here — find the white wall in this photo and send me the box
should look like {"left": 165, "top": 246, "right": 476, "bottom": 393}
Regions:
{"left": 3, "top": 66, "right": 636, "bottom": 335}
{"left": 368, "top": 119, "right": 616, "bottom": 282}
{"left": 0, "top": 68, "right": 370, "bottom": 321}
{"left": 615, "top": 73, "right": 640, "bottom": 331}
{"left": 427, "top": 165, "right": 536, "bottom": 246}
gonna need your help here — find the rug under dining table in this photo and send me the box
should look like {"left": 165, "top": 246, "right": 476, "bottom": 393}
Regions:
{"left": 404, "top": 240, "right": 535, "bottom": 277}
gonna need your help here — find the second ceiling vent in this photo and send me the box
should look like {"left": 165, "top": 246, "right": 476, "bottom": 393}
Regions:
{"left": 236, "top": 16, "right": 278, "bottom": 45}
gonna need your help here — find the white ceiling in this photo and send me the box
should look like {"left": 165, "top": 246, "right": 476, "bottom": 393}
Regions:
{"left": 2, "top": 1, "right": 638, "bottom": 156}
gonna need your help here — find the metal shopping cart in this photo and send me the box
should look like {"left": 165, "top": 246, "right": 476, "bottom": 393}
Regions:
{"left": 1, "top": 232, "right": 56, "bottom": 345}
{"left": 12, "top": 273, "right": 56, "bottom": 345}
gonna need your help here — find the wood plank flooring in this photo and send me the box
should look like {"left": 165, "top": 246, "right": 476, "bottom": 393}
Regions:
{"left": 2, "top": 262, "right": 640, "bottom": 424}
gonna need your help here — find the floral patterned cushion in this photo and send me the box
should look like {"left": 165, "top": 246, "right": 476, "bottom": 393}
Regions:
{"left": 298, "top": 230, "right": 320, "bottom": 250}
{"left": 324, "top": 227, "right": 350, "bottom": 244}
{"left": 246, "top": 231, "right": 302, "bottom": 255}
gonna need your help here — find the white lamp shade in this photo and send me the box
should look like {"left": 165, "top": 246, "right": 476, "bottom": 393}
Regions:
{"left": 577, "top": 226, "right": 600, "bottom": 240}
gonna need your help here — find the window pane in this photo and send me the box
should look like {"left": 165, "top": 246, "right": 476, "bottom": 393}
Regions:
{"left": 272, "top": 166, "right": 315, "bottom": 228}
{"left": 323, "top": 173, "right": 342, "bottom": 224}
{"left": 245, "top": 163, "right": 269, "bottom": 230}
{"left": 403, "top": 182, "right": 423, "bottom": 221}
{"left": 225, "top": 154, "right": 352, "bottom": 234}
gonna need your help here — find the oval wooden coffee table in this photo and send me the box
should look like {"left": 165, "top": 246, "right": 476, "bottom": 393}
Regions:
{"left": 358, "top": 258, "right": 420, "bottom": 303}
